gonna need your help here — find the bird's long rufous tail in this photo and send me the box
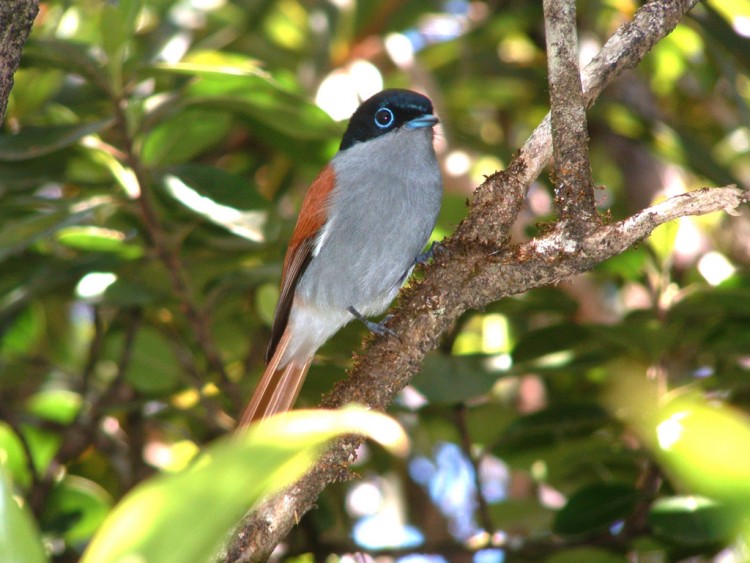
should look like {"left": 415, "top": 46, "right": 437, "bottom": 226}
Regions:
{"left": 237, "top": 328, "right": 312, "bottom": 428}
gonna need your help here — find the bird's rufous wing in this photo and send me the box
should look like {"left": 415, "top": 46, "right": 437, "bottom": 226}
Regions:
{"left": 266, "top": 165, "right": 336, "bottom": 361}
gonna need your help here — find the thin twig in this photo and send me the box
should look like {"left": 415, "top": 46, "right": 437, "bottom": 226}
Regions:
{"left": 80, "top": 306, "right": 105, "bottom": 397}
{"left": 110, "top": 95, "right": 241, "bottom": 411}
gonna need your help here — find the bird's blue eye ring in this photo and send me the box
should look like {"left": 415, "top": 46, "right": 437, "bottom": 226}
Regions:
{"left": 374, "top": 107, "right": 394, "bottom": 129}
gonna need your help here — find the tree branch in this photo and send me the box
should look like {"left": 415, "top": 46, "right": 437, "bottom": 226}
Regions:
{"left": 225, "top": 1, "right": 734, "bottom": 560}
{"left": 0, "top": 0, "right": 39, "bottom": 124}
{"left": 456, "top": 0, "right": 701, "bottom": 244}
{"left": 543, "top": 0, "right": 598, "bottom": 229}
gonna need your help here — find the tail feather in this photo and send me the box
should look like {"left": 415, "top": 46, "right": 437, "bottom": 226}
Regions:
{"left": 237, "top": 328, "right": 312, "bottom": 428}
{"left": 263, "top": 357, "right": 312, "bottom": 419}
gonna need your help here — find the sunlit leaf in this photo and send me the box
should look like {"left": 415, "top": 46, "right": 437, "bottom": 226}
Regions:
{"left": 81, "top": 407, "right": 407, "bottom": 563}
{"left": 56, "top": 226, "right": 144, "bottom": 259}
{"left": 608, "top": 373, "right": 750, "bottom": 506}
{"left": 654, "top": 398, "right": 750, "bottom": 503}
{"left": 25, "top": 390, "right": 82, "bottom": 425}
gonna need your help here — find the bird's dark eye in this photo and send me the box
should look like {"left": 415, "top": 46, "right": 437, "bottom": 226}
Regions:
{"left": 374, "top": 107, "right": 394, "bottom": 129}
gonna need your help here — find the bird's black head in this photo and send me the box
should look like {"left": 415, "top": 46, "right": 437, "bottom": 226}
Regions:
{"left": 339, "top": 89, "right": 437, "bottom": 151}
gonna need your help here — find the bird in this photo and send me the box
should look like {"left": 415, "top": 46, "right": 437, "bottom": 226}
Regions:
{"left": 238, "top": 88, "right": 443, "bottom": 427}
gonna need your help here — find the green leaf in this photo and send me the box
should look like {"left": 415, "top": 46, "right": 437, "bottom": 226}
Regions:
{"left": 56, "top": 226, "right": 144, "bottom": 259}
{"left": 151, "top": 52, "right": 337, "bottom": 141}
{"left": 511, "top": 323, "right": 592, "bottom": 364}
{"left": 668, "top": 287, "right": 750, "bottom": 320}
{"left": 25, "top": 390, "right": 82, "bottom": 425}
{"left": 21, "top": 39, "right": 109, "bottom": 87}
{"left": 0, "top": 424, "right": 32, "bottom": 489}
{"left": 40, "top": 476, "right": 112, "bottom": 545}
{"left": 494, "top": 403, "right": 610, "bottom": 454}
{"left": 411, "top": 354, "right": 501, "bottom": 404}
{"left": 81, "top": 407, "right": 406, "bottom": 563}
{"left": 8, "top": 68, "right": 64, "bottom": 120}
{"left": 100, "top": 0, "right": 143, "bottom": 62}
{"left": 100, "top": 279, "right": 159, "bottom": 307}
{"left": 649, "top": 496, "right": 739, "bottom": 547}
{"left": 553, "top": 482, "right": 643, "bottom": 537}
{"left": 105, "top": 327, "right": 182, "bottom": 395}
{"left": 596, "top": 245, "right": 649, "bottom": 281}
{"left": 493, "top": 286, "right": 579, "bottom": 317}
{"left": 0, "top": 304, "right": 44, "bottom": 359}
{"left": 0, "top": 464, "right": 47, "bottom": 563}
{"left": 0, "top": 120, "right": 113, "bottom": 161}
{"left": 0, "top": 201, "right": 109, "bottom": 262}
{"left": 140, "top": 110, "right": 233, "bottom": 166}
{"left": 20, "top": 426, "right": 61, "bottom": 477}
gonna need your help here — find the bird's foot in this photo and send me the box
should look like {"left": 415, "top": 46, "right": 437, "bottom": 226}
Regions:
{"left": 347, "top": 306, "right": 398, "bottom": 338}
{"left": 414, "top": 240, "right": 442, "bottom": 266}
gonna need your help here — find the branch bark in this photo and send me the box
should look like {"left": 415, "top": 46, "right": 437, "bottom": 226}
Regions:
{"left": 543, "top": 0, "right": 598, "bottom": 229}
{"left": 225, "top": 1, "right": 741, "bottom": 560}
{"left": 0, "top": 0, "right": 39, "bottom": 124}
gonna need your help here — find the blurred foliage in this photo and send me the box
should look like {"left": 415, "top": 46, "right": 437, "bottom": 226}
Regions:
{"left": 1, "top": 0, "right": 750, "bottom": 561}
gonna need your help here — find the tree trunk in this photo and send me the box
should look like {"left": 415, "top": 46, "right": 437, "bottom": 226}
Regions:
{"left": 0, "top": 0, "right": 39, "bottom": 123}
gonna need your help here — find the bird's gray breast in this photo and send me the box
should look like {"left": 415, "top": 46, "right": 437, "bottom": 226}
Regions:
{"left": 297, "top": 127, "right": 442, "bottom": 315}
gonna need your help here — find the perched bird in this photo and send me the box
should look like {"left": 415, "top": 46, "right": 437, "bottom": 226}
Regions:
{"left": 238, "top": 89, "right": 443, "bottom": 426}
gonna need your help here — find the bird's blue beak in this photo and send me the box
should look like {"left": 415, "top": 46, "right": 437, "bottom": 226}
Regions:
{"left": 406, "top": 114, "right": 439, "bottom": 129}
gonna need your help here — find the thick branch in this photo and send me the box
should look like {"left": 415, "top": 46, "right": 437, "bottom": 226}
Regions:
{"left": 0, "top": 0, "right": 39, "bottom": 124}
{"left": 543, "top": 0, "right": 598, "bottom": 228}
{"left": 226, "top": 1, "right": 720, "bottom": 560}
